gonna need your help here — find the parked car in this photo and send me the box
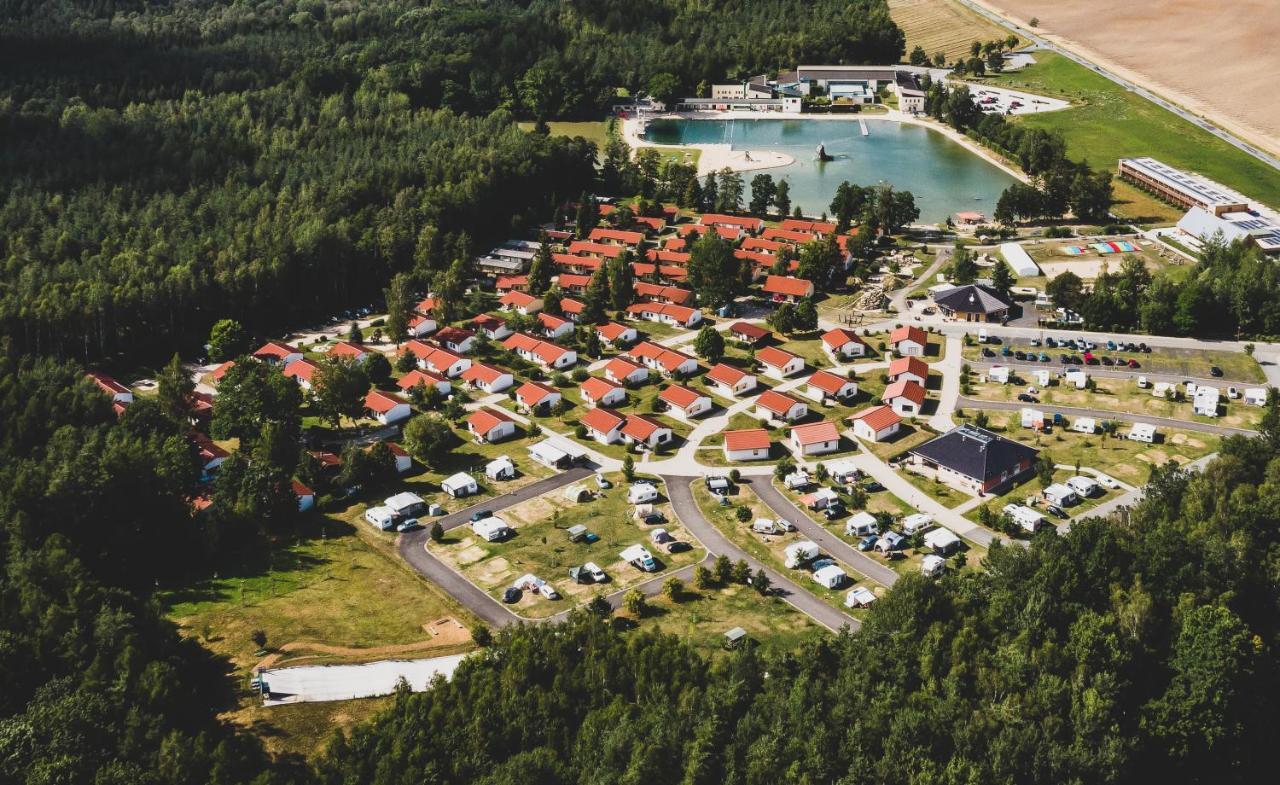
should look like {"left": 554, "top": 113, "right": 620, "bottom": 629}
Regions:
{"left": 1085, "top": 356, "right": 1100, "bottom": 366}
{"left": 584, "top": 562, "right": 608, "bottom": 582}
{"left": 1101, "top": 356, "right": 1114, "bottom": 366}
{"left": 664, "top": 541, "right": 692, "bottom": 554}
{"left": 538, "top": 583, "right": 560, "bottom": 600}
{"left": 981, "top": 347, "right": 995, "bottom": 358}
{"left": 1014, "top": 350, "right": 1026, "bottom": 360}
{"left": 1127, "top": 359, "right": 1141, "bottom": 369}
{"left": 1017, "top": 393, "right": 1039, "bottom": 403}
{"left": 823, "top": 503, "right": 847, "bottom": 520}
{"left": 777, "top": 519, "right": 797, "bottom": 532}
{"left": 595, "top": 473, "right": 612, "bottom": 489}
{"left": 858, "top": 535, "right": 879, "bottom": 551}
{"left": 1047, "top": 504, "right": 1068, "bottom": 519}
{"left": 502, "top": 587, "right": 522, "bottom": 603}
{"left": 396, "top": 519, "right": 422, "bottom": 532}
{"left": 470, "top": 510, "right": 491, "bottom": 522}
{"left": 1097, "top": 475, "right": 1120, "bottom": 490}
{"left": 1210, "top": 366, "right": 1224, "bottom": 377}
{"left": 1040, "top": 352, "right": 1051, "bottom": 362}
{"left": 863, "top": 481, "right": 885, "bottom": 492}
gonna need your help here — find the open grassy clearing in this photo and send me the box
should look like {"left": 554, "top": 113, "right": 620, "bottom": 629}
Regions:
{"left": 626, "top": 582, "right": 826, "bottom": 655}
{"left": 966, "top": 373, "right": 1261, "bottom": 431}
{"left": 518, "top": 120, "right": 610, "bottom": 149}
{"left": 980, "top": 52, "right": 1280, "bottom": 211}
{"left": 693, "top": 484, "right": 873, "bottom": 618}
{"left": 229, "top": 695, "right": 395, "bottom": 761}
{"left": 889, "top": 0, "right": 1019, "bottom": 62}
{"left": 161, "top": 517, "right": 474, "bottom": 678}
{"left": 427, "top": 474, "right": 705, "bottom": 617}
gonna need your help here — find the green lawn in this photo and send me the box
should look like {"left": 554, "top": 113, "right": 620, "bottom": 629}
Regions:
{"left": 981, "top": 52, "right": 1280, "bottom": 211}
{"left": 518, "top": 121, "right": 609, "bottom": 148}
{"left": 428, "top": 474, "right": 705, "bottom": 617}
{"left": 627, "top": 583, "right": 826, "bottom": 655}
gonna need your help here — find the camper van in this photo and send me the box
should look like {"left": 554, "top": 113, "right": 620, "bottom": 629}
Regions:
{"left": 627, "top": 483, "right": 659, "bottom": 504}
{"left": 620, "top": 544, "right": 658, "bottom": 572}
{"left": 921, "top": 555, "right": 946, "bottom": 578}
{"left": 364, "top": 505, "right": 398, "bottom": 531}
{"left": 1043, "top": 483, "right": 1079, "bottom": 507}
{"left": 1002, "top": 503, "right": 1046, "bottom": 533}
{"left": 901, "top": 513, "right": 933, "bottom": 536}
{"left": 752, "top": 518, "right": 781, "bottom": 535}
{"left": 1066, "top": 476, "right": 1100, "bottom": 498}
{"left": 784, "top": 541, "right": 821, "bottom": 569}
{"left": 472, "top": 516, "right": 512, "bottom": 542}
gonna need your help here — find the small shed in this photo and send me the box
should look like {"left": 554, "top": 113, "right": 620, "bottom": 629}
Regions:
{"left": 566, "top": 524, "right": 589, "bottom": 542}
{"left": 724, "top": 627, "right": 749, "bottom": 648}
{"left": 441, "top": 472, "right": 478, "bottom": 498}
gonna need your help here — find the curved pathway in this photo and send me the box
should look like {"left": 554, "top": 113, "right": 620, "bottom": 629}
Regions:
{"left": 662, "top": 476, "right": 858, "bottom": 632}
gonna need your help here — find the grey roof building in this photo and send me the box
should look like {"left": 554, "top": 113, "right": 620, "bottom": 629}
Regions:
{"left": 908, "top": 424, "right": 1038, "bottom": 495}
{"left": 932, "top": 284, "right": 1013, "bottom": 322}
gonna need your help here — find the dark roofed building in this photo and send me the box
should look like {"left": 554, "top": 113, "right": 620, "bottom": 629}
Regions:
{"left": 907, "top": 424, "right": 1038, "bottom": 495}
{"left": 932, "top": 284, "right": 1013, "bottom": 323}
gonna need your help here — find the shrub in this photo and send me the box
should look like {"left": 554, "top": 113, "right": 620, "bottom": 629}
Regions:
{"left": 735, "top": 505, "right": 752, "bottom": 523}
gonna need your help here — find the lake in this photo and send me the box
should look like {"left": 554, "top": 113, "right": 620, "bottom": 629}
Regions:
{"left": 644, "top": 118, "right": 1018, "bottom": 223}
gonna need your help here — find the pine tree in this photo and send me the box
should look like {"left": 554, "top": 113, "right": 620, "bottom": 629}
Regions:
{"left": 527, "top": 234, "right": 553, "bottom": 295}
{"left": 581, "top": 265, "right": 608, "bottom": 324}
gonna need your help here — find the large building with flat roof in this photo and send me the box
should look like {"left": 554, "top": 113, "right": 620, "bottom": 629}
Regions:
{"left": 1117, "top": 157, "right": 1250, "bottom": 213}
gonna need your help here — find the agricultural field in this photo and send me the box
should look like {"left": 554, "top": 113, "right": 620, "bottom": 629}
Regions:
{"left": 889, "top": 0, "right": 1019, "bottom": 62}
{"left": 990, "top": 0, "right": 1280, "bottom": 164}
{"left": 980, "top": 52, "right": 1280, "bottom": 211}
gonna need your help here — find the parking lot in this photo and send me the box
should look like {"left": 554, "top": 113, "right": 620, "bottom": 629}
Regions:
{"left": 967, "top": 84, "right": 1070, "bottom": 116}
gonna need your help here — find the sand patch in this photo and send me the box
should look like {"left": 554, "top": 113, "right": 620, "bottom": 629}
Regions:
{"left": 1169, "top": 433, "right": 1187, "bottom": 445}
{"left": 471, "top": 557, "right": 511, "bottom": 588}
{"left": 454, "top": 542, "right": 487, "bottom": 566}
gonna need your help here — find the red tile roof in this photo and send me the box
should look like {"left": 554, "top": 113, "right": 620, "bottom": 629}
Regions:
{"left": 471, "top": 313, "right": 507, "bottom": 331}
{"left": 580, "top": 406, "right": 625, "bottom": 434}
{"left": 516, "top": 380, "right": 560, "bottom": 406}
{"left": 467, "top": 407, "right": 514, "bottom": 435}
{"left": 888, "top": 356, "right": 928, "bottom": 379}
{"left": 659, "top": 384, "right": 705, "bottom": 410}
{"left": 889, "top": 326, "right": 927, "bottom": 346}
{"left": 807, "top": 370, "right": 852, "bottom": 395}
{"left": 741, "top": 237, "right": 788, "bottom": 253}
{"left": 882, "top": 379, "right": 926, "bottom": 405}
{"left": 435, "top": 326, "right": 475, "bottom": 345}
{"left": 283, "top": 357, "right": 319, "bottom": 383}
{"left": 664, "top": 237, "right": 687, "bottom": 251}
{"left": 633, "top": 281, "right": 694, "bottom": 305}
{"left": 699, "top": 213, "right": 764, "bottom": 232}
{"left": 821, "top": 328, "right": 866, "bottom": 350}
{"left": 559, "top": 297, "right": 584, "bottom": 315}
{"left": 580, "top": 376, "right": 623, "bottom": 403}
{"left": 850, "top": 405, "right": 902, "bottom": 431}
{"left": 762, "top": 227, "right": 817, "bottom": 243}
{"left": 627, "top": 341, "right": 696, "bottom": 373}
{"left": 756, "top": 345, "right": 801, "bottom": 369}
{"left": 501, "top": 332, "right": 571, "bottom": 365}
{"left": 780, "top": 218, "right": 836, "bottom": 234}
{"left": 588, "top": 227, "right": 645, "bottom": 246}
{"left": 459, "top": 363, "right": 508, "bottom": 386}
{"left": 86, "top": 371, "right": 130, "bottom": 395}
{"left": 626, "top": 301, "right": 698, "bottom": 324}
{"left": 790, "top": 420, "right": 840, "bottom": 446}
{"left": 604, "top": 356, "right": 645, "bottom": 380}
{"left": 328, "top": 341, "right": 366, "bottom": 359}
{"left": 398, "top": 368, "right": 448, "bottom": 389}
{"left": 621, "top": 414, "right": 667, "bottom": 441}
{"left": 209, "top": 361, "right": 235, "bottom": 383}
{"left": 645, "top": 249, "right": 691, "bottom": 265}
{"left": 595, "top": 322, "right": 633, "bottom": 342}
{"left": 724, "top": 429, "right": 770, "bottom": 451}
{"left": 554, "top": 253, "right": 603, "bottom": 272}
{"left": 253, "top": 341, "right": 299, "bottom": 361}
{"left": 762, "top": 275, "right": 814, "bottom": 298}
{"left": 500, "top": 291, "right": 540, "bottom": 309}
{"left": 729, "top": 321, "right": 770, "bottom": 341}
{"left": 706, "top": 363, "right": 750, "bottom": 386}
{"left": 495, "top": 275, "right": 527, "bottom": 292}
{"left": 538, "top": 312, "right": 572, "bottom": 331}
{"left": 364, "top": 389, "right": 409, "bottom": 414}
{"left": 557, "top": 273, "right": 592, "bottom": 290}
{"left": 567, "top": 240, "right": 624, "bottom": 258}
{"left": 755, "top": 389, "right": 803, "bottom": 416}
{"left": 633, "top": 215, "right": 666, "bottom": 232}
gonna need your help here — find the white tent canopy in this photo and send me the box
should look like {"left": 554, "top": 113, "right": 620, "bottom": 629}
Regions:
{"left": 999, "top": 242, "right": 1040, "bottom": 277}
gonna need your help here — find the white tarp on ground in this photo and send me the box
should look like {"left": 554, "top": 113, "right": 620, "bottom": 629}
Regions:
{"left": 259, "top": 653, "right": 468, "bottom": 705}
{"left": 999, "top": 242, "right": 1040, "bottom": 278}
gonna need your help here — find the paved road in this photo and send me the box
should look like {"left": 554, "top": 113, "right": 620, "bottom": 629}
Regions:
{"left": 954, "top": 0, "right": 1280, "bottom": 171}
{"left": 956, "top": 395, "right": 1257, "bottom": 437}
{"left": 1062, "top": 452, "right": 1218, "bottom": 530}
{"left": 748, "top": 479, "right": 901, "bottom": 588}
{"left": 662, "top": 476, "right": 859, "bottom": 632}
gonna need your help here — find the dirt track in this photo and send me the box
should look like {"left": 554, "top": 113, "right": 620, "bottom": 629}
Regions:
{"left": 985, "top": 0, "right": 1280, "bottom": 157}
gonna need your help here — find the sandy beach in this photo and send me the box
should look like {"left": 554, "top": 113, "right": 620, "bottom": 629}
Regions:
{"left": 623, "top": 110, "right": 1029, "bottom": 183}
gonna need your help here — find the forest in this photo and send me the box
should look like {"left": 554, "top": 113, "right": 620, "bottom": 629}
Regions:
{"left": 2, "top": 3, "right": 1278, "bottom": 784}
{"left": 0, "top": 0, "right": 903, "bottom": 363}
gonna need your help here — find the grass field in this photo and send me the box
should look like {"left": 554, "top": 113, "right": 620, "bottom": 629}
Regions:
{"left": 518, "top": 121, "right": 610, "bottom": 148}
{"left": 628, "top": 582, "right": 825, "bottom": 655}
{"left": 890, "top": 0, "right": 1019, "bottom": 62}
{"left": 428, "top": 474, "right": 705, "bottom": 617}
{"left": 981, "top": 52, "right": 1280, "bottom": 211}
